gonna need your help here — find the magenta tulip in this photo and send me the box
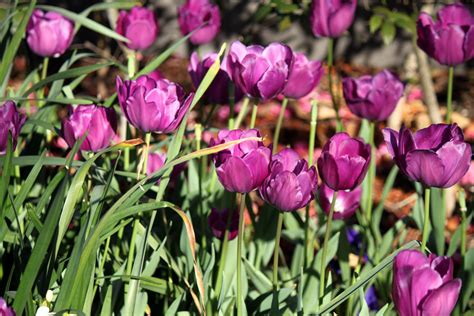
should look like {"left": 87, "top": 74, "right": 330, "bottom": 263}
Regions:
{"left": 0, "top": 297, "right": 14, "bottom": 316}
{"left": 208, "top": 208, "right": 239, "bottom": 240}
{"left": 116, "top": 6, "right": 159, "bottom": 51}
{"left": 178, "top": 0, "right": 221, "bottom": 45}
{"left": 310, "top": 0, "right": 357, "bottom": 38}
{"left": 0, "top": 101, "right": 26, "bottom": 155}
{"left": 318, "top": 183, "right": 361, "bottom": 220}
{"left": 26, "top": 9, "right": 74, "bottom": 57}
{"left": 383, "top": 124, "right": 471, "bottom": 188}
{"left": 283, "top": 52, "right": 323, "bottom": 99}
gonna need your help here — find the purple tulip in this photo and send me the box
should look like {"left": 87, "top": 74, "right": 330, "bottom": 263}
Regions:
{"left": 116, "top": 75, "right": 193, "bottom": 133}
{"left": 188, "top": 52, "right": 242, "bottom": 104}
{"left": 383, "top": 124, "right": 471, "bottom": 188}
{"left": 0, "top": 101, "right": 26, "bottom": 155}
{"left": 342, "top": 70, "right": 404, "bottom": 121}
{"left": 116, "top": 6, "right": 159, "bottom": 51}
{"left": 283, "top": 52, "right": 323, "bottom": 99}
{"left": 310, "top": 0, "right": 357, "bottom": 38}
{"left": 392, "top": 249, "right": 461, "bottom": 316}
{"left": 208, "top": 208, "right": 239, "bottom": 240}
{"left": 211, "top": 129, "right": 271, "bottom": 193}
{"left": 178, "top": 0, "right": 221, "bottom": 45}
{"left": 318, "top": 183, "right": 361, "bottom": 220}
{"left": 26, "top": 9, "right": 74, "bottom": 57}
{"left": 62, "top": 104, "right": 117, "bottom": 153}
{"left": 0, "top": 297, "right": 15, "bottom": 316}
{"left": 417, "top": 3, "right": 474, "bottom": 66}
{"left": 147, "top": 152, "right": 166, "bottom": 176}
{"left": 260, "top": 148, "right": 317, "bottom": 212}
{"left": 227, "top": 41, "right": 293, "bottom": 100}
{"left": 317, "top": 132, "right": 371, "bottom": 191}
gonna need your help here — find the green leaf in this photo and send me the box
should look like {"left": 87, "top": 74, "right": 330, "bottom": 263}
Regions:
{"left": 381, "top": 20, "right": 396, "bottom": 45}
{"left": 1, "top": 97, "right": 94, "bottom": 105}
{"left": 370, "top": 15, "right": 383, "bottom": 33}
{"left": 358, "top": 287, "right": 370, "bottom": 316}
{"left": 0, "top": 135, "right": 13, "bottom": 214}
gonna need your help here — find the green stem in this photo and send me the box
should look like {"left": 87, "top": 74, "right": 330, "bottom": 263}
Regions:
{"left": 319, "top": 190, "right": 338, "bottom": 302}
{"left": 366, "top": 121, "right": 376, "bottom": 221}
{"left": 228, "top": 83, "right": 236, "bottom": 129}
{"left": 126, "top": 218, "right": 139, "bottom": 277}
{"left": 214, "top": 209, "right": 234, "bottom": 296}
{"left": 421, "top": 187, "right": 431, "bottom": 253}
{"left": 236, "top": 193, "right": 246, "bottom": 316}
{"left": 459, "top": 189, "right": 467, "bottom": 257}
{"left": 128, "top": 51, "right": 136, "bottom": 79}
{"left": 250, "top": 102, "right": 258, "bottom": 128}
{"left": 273, "top": 212, "right": 284, "bottom": 290}
{"left": 446, "top": 66, "right": 454, "bottom": 124}
{"left": 195, "top": 124, "right": 207, "bottom": 251}
{"left": 142, "top": 133, "right": 151, "bottom": 176}
{"left": 123, "top": 52, "right": 136, "bottom": 171}
{"left": 234, "top": 97, "right": 250, "bottom": 129}
{"left": 327, "top": 39, "right": 342, "bottom": 132}
{"left": 304, "top": 100, "right": 318, "bottom": 267}
{"left": 41, "top": 57, "right": 49, "bottom": 80}
{"left": 273, "top": 98, "right": 288, "bottom": 153}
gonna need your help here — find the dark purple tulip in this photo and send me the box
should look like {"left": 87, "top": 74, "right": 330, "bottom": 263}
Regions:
{"left": 0, "top": 297, "right": 15, "bottom": 316}
{"left": 417, "top": 3, "right": 474, "bottom": 66}
{"left": 62, "top": 104, "right": 117, "bottom": 153}
{"left": 227, "top": 41, "right": 293, "bottom": 100}
{"left": 260, "top": 148, "right": 317, "bottom": 212}
{"left": 310, "top": 0, "right": 357, "bottom": 38}
{"left": 188, "top": 52, "right": 242, "bottom": 104}
{"left": 116, "top": 75, "right": 193, "bottom": 133}
{"left": 0, "top": 101, "right": 26, "bottom": 155}
{"left": 26, "top": 9, "right": 74, "bottom": 57}
{"left": 318, "top": 183, "right": 361, "bottom": 220}
{"left": 283, "top": 52, "right": 323, "bottom": 99}
{"left": 383, "top": 124, "right": 471, "bottom": 188}
{"left": 365, "top": 286, "right": 378, "bottom": 311}
{"left": 317, "top": 132, "right": 371, "bottom": 191}
{"left": 208, "top": 208, "right": 239, "bottom": 240}
{"left": 342, "top": 70, "right": 404, "bottom": 121}
{"left": 116, "top": 6, "right": 159, "bottom": 51}
{"left": 211, "top": 129, "right": 271, "bottom": 193}
{"left": 392, "top": 249, "right": 461, "bottom": 316}
{"left": 178, "top": 0, "right": 221, "bottom": 45}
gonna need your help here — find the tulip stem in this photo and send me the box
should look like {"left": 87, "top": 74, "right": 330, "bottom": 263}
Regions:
{"left": 327, "top": 38, "right": 342, "bottom": 132}
{"left": 273, "top": 98, "right": 288, "bottom": 153}
{"left": 228, "top": 82, "right": 236, "bottom": 129}
{"left": 366, "top": 121, "right": 376, "bottom": 221}
{"left": 250, "top": 102, "right": 258, "bottom": 128}
{"left": 304, "top": 99, "right": 318, "bottom": 268}
{"left": 41, "top": 57, "right": 49, "bottom": 80}
{"left": 273, "top": 212, "right": 284, "bottom": 290}
{"left": 421, "top": 187, "right": 431, "bottom": 253}
{"left": 234, "top": 97, "right": 249, "bottom": 129}
{"left": 236, "top": 193, "right": 246, "bottom": 316}
{"left": 319, "top": 190, "right": 338, "bottom": 303}
{"left": 38, "top": 57, "right": 49, "bottom": 108}
{"left": 446, "top": 66, "right": 454, "bottom": 124}
{"left": 142, "top": 133, "right": 151, "bottom": 176}
{"left": 127, "top": 51, "right": 136, "bottom": 79}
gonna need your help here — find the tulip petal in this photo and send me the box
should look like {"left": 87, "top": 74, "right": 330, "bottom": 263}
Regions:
{"left": 405, "top": 150, "right": 445, "bottom": 187}
{"left": 242, "top": 147, "right": 271, "bottom": 189}
{"left": 328, "top": 1, "right": 356, "bottom": 37}
{"left": 421, "top": 279, "right": 461, "bottom": 316}
{"left": 436, "top": 140, "right": 472, "bottom": 187}
{"left": 410, "top": 267, "right": 443, "bottom": 315}
{"left": 217, "top": 156, "right": 253, "bottom": 193}
{"left": 382, "top": 128, "right": 399, "bottom": 158}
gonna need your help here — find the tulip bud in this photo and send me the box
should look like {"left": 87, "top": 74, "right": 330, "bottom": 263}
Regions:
{"left": 211, "top": 129, "right": 271, "bottom": 193}
{"left": 417, "top": 3, "right": 474, "bottom": 66}
{"left": 283, "top": 52, "right": 323, "bottom": 99}
{"left": 310, "top": 0, "right": 357, "bottom": 38}
{"left": 208, "top": 208, "right": 239, "bottom": 240}
{"left": 116, "top": 6, "right": 159, "bottom": 51}
{"left": 178, "top": 0, "right": 221, "bottom": 45}
{"left": 383, "top": 124, "right": 471, "bottom": 188}
{"left": 227, "top": 41, "right": 293, "bottom": 101}
{"left": 342, "top": 70, "right": 404, "bottom": 121}
{"left": 26, "top": 9, "right": 74, "bottom": 57}
{"left": 260, "top": 148, "right": 317, "bottom": 212}
{"left": 318, "top": 183, "right": 361, "bottom": 220}
{"left": 317, "top": 132, "right": 371, "bottom": 191}
{"left": 392, "top": 250, "right": 461, "bottom": 316}
{"left": 0, "top": 297, "right": 14, "bottom": 316}
{"left": 0, "top": 101, "right": 26, "bottom": 155}
{"left": 116, "top": 75, "right": 193, "bottom": 133}
{"left": 61, "top": 104, "right": 118, "bottom": 153}
{"left": 188, "top": 52, "right": 243, "bottom": 104}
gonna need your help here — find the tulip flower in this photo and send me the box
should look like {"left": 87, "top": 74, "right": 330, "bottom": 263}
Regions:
{"left": 417, "top": 3, "right": 474, "bottom": 66}
{"left": 342, "top": 70, "right": 404, "bottom": 121}
{"left": 227, "top": 41, "right": 293, "bottom": 101}
{"left": 260, "top": 148, "right": 317, "bottom": 212}
{"left": 383, "top": 124, "right": 471, "bottom": 188}
{"left": 460, "top": 161, "right": 474, "bottom": 190}
{"left": 310, "top": 0, "right": 357, "bottom": 38}
{"left": 392, "top": 249, "right": 461, "bottom": 316}
{"left": 210, "top": 129, "right": 271, "bottom": 193}
{"left": 283, "top": 52, "right": 323, "bottom": 99}
{"left": 61, "top": 104, "right": 118, "bottom": 153}
{"left": 26, "top": 9, "right": 74, "bottom": 58}
{"left": 0, "top": 101, "right": 26, "bottom": 155}
{"left": 0, "top": 297, "right": 14, "bottom": 316}
{"left": 317, "top": 132, "right": 371, "bottom": 191}
{"left": 147, "top": 152, "right": 166, "bottom": 176}
{"left": 318, "top": 183, "right": 361, "bottom": 220}
{"left": 188, "top": 52, "right": 242, "bottom": 104}
{"left": 116, "top": 6, "right": 159, "bottom": 51}
{"left": 116, "top": 75, "right": 193, "bottom": 133}
{"left": 178, "top": 0, "right": 221, "bottom": 45}
{"left": 208, "top": 208, "right": 239, "bottom": 240}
